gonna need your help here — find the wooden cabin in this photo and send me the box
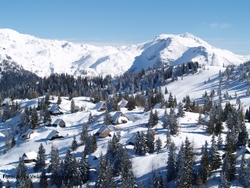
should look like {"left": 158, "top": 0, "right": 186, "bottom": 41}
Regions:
{"left": 95, "top": 126, "right": 112, "bottom": 138}
{"left": 52, "top": 119, "right": 66, "bottom": 127}
{"left": 94, "top": 101, "right": 106, "bottom": 111}
{"left": 111, "top": 111, "right": 130, "bottom": 125}
{"left": 22, "top": 151, "right": 37, "bottom": 163}
{"left": 46, "top": 130, "right": 64, "bottom": 140}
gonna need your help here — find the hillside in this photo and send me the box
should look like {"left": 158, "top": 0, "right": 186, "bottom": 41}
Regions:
{"left": 1, "top": 63, "right": 250, "bottom": 187}
{"left": 0, "top": 29, "right": 249, "bottom": 77}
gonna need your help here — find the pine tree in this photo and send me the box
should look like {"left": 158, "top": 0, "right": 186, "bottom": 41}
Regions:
{"left": 155, "top": 137, "right": 162, "bottom": 154}
{"left": 146, "top": 128, "right": 155, "bottom": 153}
{"left": 5, "top": 180, "right": 11, "bottom": 188}
{"left": 96, "top": 153, "right": 107, "bottom": 188}
{"left": 79, "top": 152, "right": 89, "bottom": 183}
{"left": 177, "top": 102, "right": 185, "bottom": 117}
{"left": 217, "top": 134, "right": 223, "bottom": 150}
{"left": 30, "top": 107, "right": 38, "bottom": 130}
{"left": 34, "top": 143, "right": 46, "bottom": 172}
{"left": 168, "top": 92, "right": 174, "bottom": 108}
{"left": 209, "top": 134, "right": 221, "bottom": 171}
{"left": 43, "top": 105, "right": 51, "bottom": 124}
{"left": 39, "top": 169, "right": 48, "bottom": 188}
{"left": 104, "top": 108, "right": 112, "bottom": 125}
{"left": 71, "top": 99, "right": 76, "bottom": 113}
{"left": 57, "top": 94, "right": 62, "bottom": 105}
{"left": 163, "top": 109, "right": 169, "bottom": 129}
{"left": 126, "top": 96, "right": 136, "bottom": 111}
{"left": 176, "top": 137, "right": 194, "bottom": 188}
{"left": 239, "top": 153, "right": 248, "bottom": 187}
{"left": 63, "top": 149, "right": 74, "bottom": 184}
{"left": 199, "top": 142, "right": 211, "bottom": 184}
{"left": 222, "top": 151, "right": 236, "bottom": 182}
{"left": 16, "top": 157, "right": 29, "bottom": 187}
{"left": 11, "top": 136, "right": 16, "bottom": 148}
{"left": 88, "top": 112, "right": 94, "bottom": 124}
{"left": 169, "top": 108, "right": 178, "bottom": 135}
{"left": 80, "top": 124, "right": 88, "bottom": 145}
{"left": 48, "top": 144, "right": 61, "bottom": 186}
{"left": 166, "top": 142, "right": 177, "bottom": 182}
{"left": 237, "top": 122, "right": 249, "bottom": 148}
{"left": 71, "top": 135, "right": 78, "bottom": 151}
{"left": 218, "top": 172, "right": 231, "bottom": 188}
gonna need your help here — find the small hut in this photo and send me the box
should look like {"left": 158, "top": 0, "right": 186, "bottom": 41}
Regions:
{"left": 46, "top": 130, "right": 64, "bottom": 140}
{"left": 111, "top": 111, "right": 130, "bottom": 125}
{"left": 21, "top": 129, "right": 34, "bottom": 140}
{"left": 22, "top": 151, "right": 37, "bottom": 163}
{"left": 95, "top": 126, "right": 112, "bottom": 138}
{"left": 52, "top": 119, "right": 66, "bottom": 127}
{"left": 94, "top": 101, "right": 106, "bottom": 111}
{"left": 49, "top": 104, "right": 63, "bottom": 115}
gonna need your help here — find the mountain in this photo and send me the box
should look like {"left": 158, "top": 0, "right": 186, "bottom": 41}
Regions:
{"left": 0, "top": 29, "right": 249, "bottom": 77}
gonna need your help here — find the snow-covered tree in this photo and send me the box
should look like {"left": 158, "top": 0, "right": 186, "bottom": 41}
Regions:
{"left": 34, "top": 143, "right": 46, "bottom": 172}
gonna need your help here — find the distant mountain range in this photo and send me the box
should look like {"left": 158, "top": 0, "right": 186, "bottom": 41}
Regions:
{"left": 0, "top": 28, "right": 249, "bottom": 77}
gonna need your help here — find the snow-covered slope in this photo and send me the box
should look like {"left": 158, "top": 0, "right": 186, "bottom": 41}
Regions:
{"left": 0, "top": 29, "right": 249, "bottom": 77}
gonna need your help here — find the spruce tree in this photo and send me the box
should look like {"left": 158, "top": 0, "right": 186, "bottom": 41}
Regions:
{"left": 39, "top": 169, "right": 48, "bottom": 188}
{"left": 34, "top": 143, "right": 46, "bottom": 172}
{"left": 155, "top": 137, "right": 162, "bottom": 154}
{"left": 209, "top": 134, "right": 221, "bottom": 171}
{"left": 166, "top": 142, "right": 177, "bottom": 182}
{"left": 30, "top": 107, "right": 38, "bottom": 130}
{"left": 218, "top": 172, "right": 231, "bottom": 188}
{"left": 104, "top": 108, "right": 112, "bottom": 125}
{"left": 16, "top": 157, "right": 29, "bottom": 187}
{"left": 146, "top": 128, "right": 155, "bottom": 153}
{"left": 80, "top": 124, "right": 88, "bottom": 145}
{"left": 79, "top": 152, "right": 89, "bottom": 184}
{"left": 48, "top": 144, "right": 61, "bottom": 185}
{"left": 11, "top": 136, "right": 16, "bottom": 148}
{"left": 88, "top": 112, "right": 94, "bottom": 124}
{"left": 57, "top": 94, "right": 62, "bottom": 105}
{"left": 71, "top": 135, "right": 78, "bottom": 151}
{"left": 96, "top": 153, "right": 107, "bottom": 188}
{"left": 237, "top": 122, "right": 248, "bottom": 148}
{"left": 199, "top": 142, "right": 211, "bottom": 184}
{"left": 71, "top": 99, "right": 76, "bottom": 113}
{"left": 6, "top": 180, "right": 11, "bottom": 188}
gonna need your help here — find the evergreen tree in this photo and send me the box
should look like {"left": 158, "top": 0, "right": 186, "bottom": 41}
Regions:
{"left": 30, "top": 107, "right": 38, "bottom": 130}
{"left": 168, "top": 92, "right": 174, "bottom": 108}
{"left": 11, "top": 136, "right": 16, "bottom": 148}
{"left": 217, "top": 134, "right": 223, "bottom": 150}
{"left": 43, "top": 105, "right": 51, "bottom": 124}
{"left": 146, "top": 128, "right": 155, "bottom": 153}
{"left": 96, "top": 153, "right": 107, "bottom": 188}
{"left": 16, "top": 157, "right": 29, "bottom": 187}
{"left": 209, "top": 134, "right": 221, "bottom": 171}
{"left": 79, "top": 152, "right": 90, "bottom": 184}
{"left": 156, "top": 171, "right": 164, "bottom": 188}
{"left": 163, "top": 109, "right": 169, "bottom": 129}
{"left": 169, "top": 108, "right": 178, "bottom": 135}
{"left": 177, "top": 102, "right": 185, "bottom": 117}
{"left": 104, "top": 108, "right": 112, "bottom": 125}
{"left": 34, "top": 143, "right": 46, "bottom": 172}
{"left": 199, "top": 142, "right": 211, "bottom": 184}
{"left": 63, "top": 149, "right": 74, "bottom": 184}
{"left": 166, "top": 142, "right": 177, "bottom": 182}
{"left": 88, "top": 112, "right": 94, "bottom": 124}
{"left": 218, "top": 172, "right": 231, "bottom": 188}
{"left": 71, "top": 99, "right": 76, "bottom": 113}
{"left": 166, "top": 126, "right": 172, "bottom": 149}
{"left": 222, "top": 151, "right": 236, "bottom": 182}
{"left": 80, "top": 124, "right": 88, "bottom": 145}
{"left": 48, "top": 144, "right": 61, "bottom": 186}
{"left": 57, "top": 94, "right": 62, "bottom": 105}
{"left": 6, "top": 180, "right": 11, "bottom": 188}
{"left": 71, "top": 135, "right": 78, "bottom": 151}
{"left": 239, "top": 153, "right": 248, "bottom": 187}
{"left": 39, "top": 169, "right": 48, "bottom": 188}
{"left": 237, "top": 122, "right": 248, "bottom": 148}
{"left": 176, "top": 137, "right": 194, "bottom": 188}
{"left": 126, "top": 96, "right": 136, "bottom": 111}
{"left": 155, "top": 137, "right": 162, "bottom": 154}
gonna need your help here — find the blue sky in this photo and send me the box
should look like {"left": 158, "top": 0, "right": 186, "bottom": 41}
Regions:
{"left": 0, "top": 0, "right": 249, "bottom": 55}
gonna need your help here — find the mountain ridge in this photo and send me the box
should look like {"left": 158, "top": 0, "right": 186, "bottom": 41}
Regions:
{"left": 0, "top": 28, "right": 249, "bottom": 77}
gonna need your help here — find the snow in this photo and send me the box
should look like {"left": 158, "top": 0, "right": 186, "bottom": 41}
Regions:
{"left": 0, "top": 28, "right": 249, "bottom": 78}
{"left": 1, "top": 58, "right": 250, "bottom": 186}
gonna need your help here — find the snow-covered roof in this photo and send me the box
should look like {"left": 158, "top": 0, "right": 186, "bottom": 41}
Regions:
{"left": 97, "top": 126, "right": 108, "bottom": 134}
{"left": 118, "top": 98, "right": 128, "bottom": 107}
{"left": 53, "top": 119, "right": 63, "bottom": 125}
{"left": 111, "top": 111, "right": 123, "bottom": 122}
{"left": 93, "top": 101, "right": 105, "bottom": 111}
{"left": 24, "top": 129, "right": 34, "bottom": 136}
{"left": 46, "top": 130, "right": 59, "bottom": 140}
{"left": 23, "top": 151, "right": 37, "bottom": 160}
{"left": 1, "top": 98, "right": 11, "bottom": 106}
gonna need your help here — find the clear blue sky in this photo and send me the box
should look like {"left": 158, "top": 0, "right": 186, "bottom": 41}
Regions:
{"left": 0, "top": 0, "right": 249, "bottom": 55}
